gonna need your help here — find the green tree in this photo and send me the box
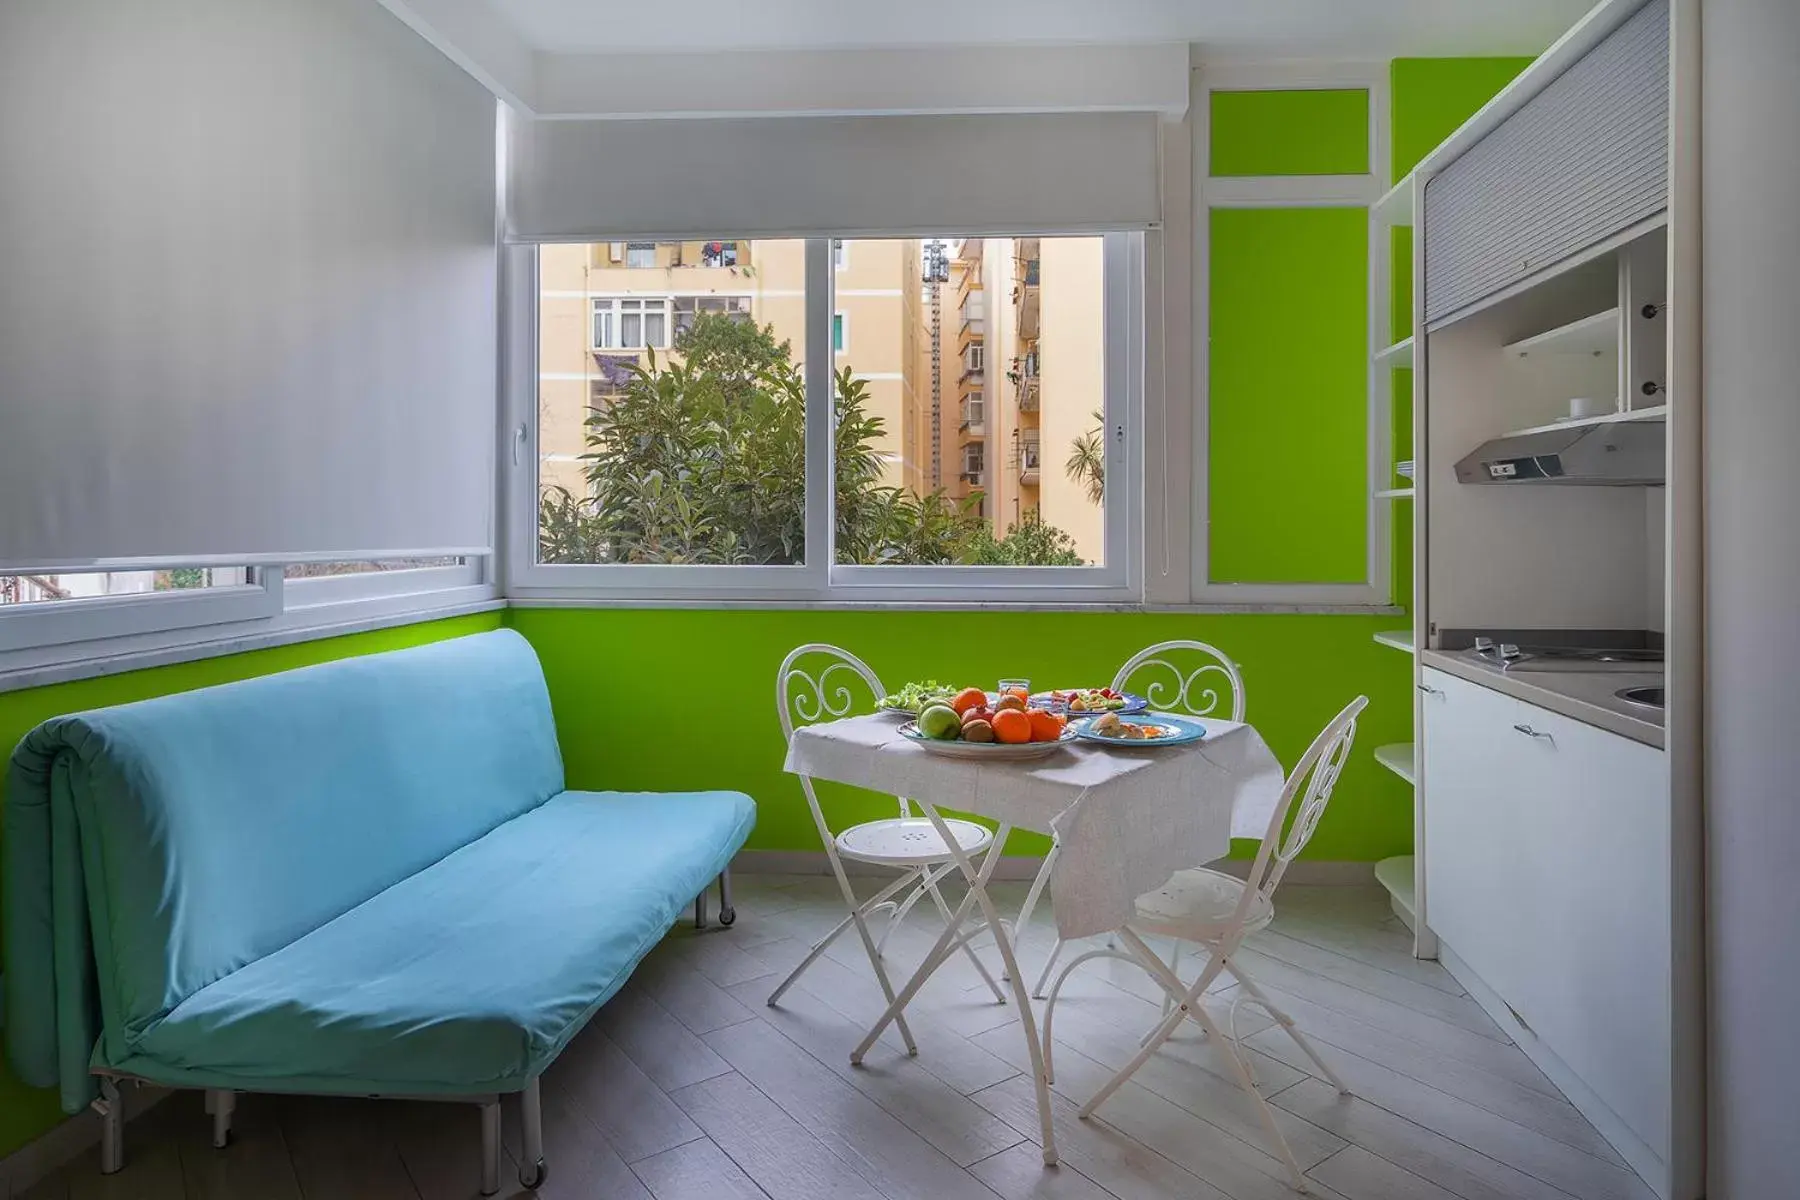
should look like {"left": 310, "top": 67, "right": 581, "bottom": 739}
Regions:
{"left": 1065, "top": 409, "right": 1105, "bottom": 505}
{"left": 538, "top": 313, "right": 1087, "bottom": 567}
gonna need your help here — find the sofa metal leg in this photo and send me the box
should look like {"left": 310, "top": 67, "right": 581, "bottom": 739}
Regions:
{"left": 519, "top": 1077, "right": 546, "bottom": 1189}
{"left": 695, "top": 888, "right": 709, "bottom": 930}
{"left": 207, "top": 1089, "right": 236, "bottom": 1148}
{"left": 93, "top": 1077, "right": 124, "bottom": 1176}
{"left": 718, "top": 869, "right": 736, "bottom": 927}
{"left": 478, "top": 1099, "right": 502, "bottom": 1196}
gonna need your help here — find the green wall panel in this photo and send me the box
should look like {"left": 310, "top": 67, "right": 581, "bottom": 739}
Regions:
{"left": 1208, "top": 206, "right": 1369, "bottom": 583}
{"left": 1210, "top": 89, "right": 1370, "bottom": 176}
{"left": 0, "top": 611, "right": 502, "bottom": 1160}
{"left": 1391, "top": 58, "right": 1533, "bottom": 177}
{"left": 507, "top": 606, "right": 1415, "bottom": 861}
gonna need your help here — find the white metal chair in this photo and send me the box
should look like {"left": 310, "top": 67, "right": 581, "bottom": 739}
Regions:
{"left": 1015, "top": 640, "right": 1247, "bottom": 997}
{"left": 769, "top": 644, "right": 1007, "bottom": 1052}
{"left": 1041, "top": 694, "right": 1368, "bottom": 1192}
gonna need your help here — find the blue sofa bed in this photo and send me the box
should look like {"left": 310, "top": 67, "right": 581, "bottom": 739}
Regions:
{"left": 3, "top": 629, "right": 754, "bottom": 1193}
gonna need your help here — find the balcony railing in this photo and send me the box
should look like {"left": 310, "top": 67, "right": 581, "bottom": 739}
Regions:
{"left": 1017, "top": 439, "right": 1042, "bottom": 484}
{"left": 1016, "top": 377, "right": 1040, "bottom": 412}
{"left": 960, "top": 401, "right": 985, "bottom": 432}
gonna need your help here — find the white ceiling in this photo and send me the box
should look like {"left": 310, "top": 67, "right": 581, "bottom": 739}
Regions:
{"left": 489, "top": 0, "right": 1593, "bottom": 58}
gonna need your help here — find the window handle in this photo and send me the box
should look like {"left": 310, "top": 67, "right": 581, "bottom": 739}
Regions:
{"left": 513, "top": 422, "right": 527, "bottom": 467}
{"left": 1417, "top": 683, "right": 1441, "bottom": 695}
{"left": 1513, "top": 723, "right": 1554, "bottom": 743}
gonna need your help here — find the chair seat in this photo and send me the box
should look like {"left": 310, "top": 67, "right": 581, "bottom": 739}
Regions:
{"left": 1131, "top": 867, "right": 1274, "bottom": 942}
{"left": 835, "top": 817, "right": 993, "bottom": 867}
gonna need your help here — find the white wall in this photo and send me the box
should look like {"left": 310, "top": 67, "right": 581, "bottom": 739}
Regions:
{"left": 1701, "top": 0, "right": 1800, "bottom": 1194}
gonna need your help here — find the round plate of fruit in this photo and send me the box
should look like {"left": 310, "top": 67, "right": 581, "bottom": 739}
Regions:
{"left": 1074, "top": 711, "right": 1207, "bottom": 747}
{"left": 1031, "top": 687, "right": 1148, "bottom": 716}
{"left": 898, "top": 688, "right": 1077, "bottom": 760}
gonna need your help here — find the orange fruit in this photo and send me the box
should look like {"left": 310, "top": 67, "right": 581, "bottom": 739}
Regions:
{"left": 991, "top": 709, "right": 1032, "bottom": 744}
{"left": 995, "top": 694, "right": 1027, "bottom": 714}
{"left": 1027, "top": 709, "right": 1065, "bottom": 743}
{"left": 951, "top": 687, "right": 989, "bottom": 716}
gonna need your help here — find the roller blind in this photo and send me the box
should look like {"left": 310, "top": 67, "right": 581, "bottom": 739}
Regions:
{"left": 0, "top": 0, "right": 498, "bottom": 569}
{"left": 508, "top": 111, "right": 1162, "bottom": 241}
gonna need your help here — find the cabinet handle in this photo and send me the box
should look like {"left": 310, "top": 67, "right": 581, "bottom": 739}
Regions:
{"left": 1417, "top": 683, "right": 1441, "bottom": 695}
{"left": 1513, "top": 723, "right": 1554, "bottom": 742}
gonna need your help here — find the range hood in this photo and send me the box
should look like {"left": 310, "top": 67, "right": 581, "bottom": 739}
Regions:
{"left": 1454, "top": 419, "right": 1665, "bottom": 486}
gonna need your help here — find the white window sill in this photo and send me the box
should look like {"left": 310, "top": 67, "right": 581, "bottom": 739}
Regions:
{"left": 505, "top": 595, "right": 1405, "bottom": 616}
{"left": 0, "top": 587, "right": 502, "bottom": 695}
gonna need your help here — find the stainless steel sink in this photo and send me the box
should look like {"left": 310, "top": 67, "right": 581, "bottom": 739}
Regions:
{"left": 1614, "top": 685, "right": 1665, "bottom": 709}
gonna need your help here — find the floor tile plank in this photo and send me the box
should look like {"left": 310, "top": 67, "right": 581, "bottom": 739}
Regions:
{"left": 668, "top": 1073, "right": 888, "bottom": 1200}
{"left": 278, "top": 1098, "right": 420, "bottom": 1200}
{"left": 701, "top": 1019, "right": 1002, "bottom": 1200}
{"left": 595, "top": 985, "right": 735, "bottom": 1093}
{"left": 631, "top": 1138, "right": 771, "bottom": 1200}
{"left": 548, "top": 1025, "right": 704, "bottom": 1164}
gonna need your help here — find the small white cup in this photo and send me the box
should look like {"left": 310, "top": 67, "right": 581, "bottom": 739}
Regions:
{"left": 1567, "top": 396, "right": 1605, "bottom": 419}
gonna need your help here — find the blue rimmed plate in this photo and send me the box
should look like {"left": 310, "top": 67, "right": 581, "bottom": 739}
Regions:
{"left": 1074, "top": 712, "right": 1207, "bottom": 748}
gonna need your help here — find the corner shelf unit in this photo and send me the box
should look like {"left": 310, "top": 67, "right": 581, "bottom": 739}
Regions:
{"left": 1372, "top": 171, "right": 1421, "bottom": 949}
{"left": 1375, "top": 743, "right": 1417, "bottom": 785}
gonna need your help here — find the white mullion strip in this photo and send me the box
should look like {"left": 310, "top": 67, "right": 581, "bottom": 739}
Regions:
{"left": 1204, "top": 175, "right": 1381, "bottom": 207}
{"left": 804, "top": 238, "right": 834, "bottom": 584}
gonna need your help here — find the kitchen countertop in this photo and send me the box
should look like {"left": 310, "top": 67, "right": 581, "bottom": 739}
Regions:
{"left": 1421, "top": 649, "right": 1665, "bottom": 749}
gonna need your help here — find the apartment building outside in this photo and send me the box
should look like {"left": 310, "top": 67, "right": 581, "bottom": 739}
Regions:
{"left": 537, "top": 238, "right": 923, "bottom": 500}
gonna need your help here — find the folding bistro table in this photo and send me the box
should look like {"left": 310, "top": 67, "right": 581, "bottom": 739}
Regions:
{"left": 783, "top": 712, "right": 1284, "bottom": 1165}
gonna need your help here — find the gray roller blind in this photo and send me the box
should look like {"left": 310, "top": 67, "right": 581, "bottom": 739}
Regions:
{"left": 1424, "top": 0, "right": 1669, "bottom": 326}
{"left": 509, "top": 111, "right": 1162, "bottom": 240}
{"left": 0, "top": 0, "right": 497, "bottom": 568}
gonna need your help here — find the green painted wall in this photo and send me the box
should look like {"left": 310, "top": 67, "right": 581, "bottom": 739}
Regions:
{"left": 1210, "top": 89, "right": 1371, "bottom": 176}
{"left": 0, "top": 612, "right": 502, "bottom": 1159}
{"left": 1208, "top": 206, "right": 1370, "bottom": 583}
{"left": 507, "top": 607, "right": 1416, "bottom": 862}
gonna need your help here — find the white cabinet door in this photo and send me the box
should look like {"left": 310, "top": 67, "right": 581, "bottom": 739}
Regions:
{"left": 1504, "top": 698, "right": 1671, "bottom": 1165}
{"left": 1423, "top": 667, "right": 1670, "bottom": 1170}
{"left": 1422, "top": 669, "right": 1542, "bottom": 1013}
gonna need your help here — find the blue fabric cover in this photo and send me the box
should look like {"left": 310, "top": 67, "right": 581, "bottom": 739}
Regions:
{"left": 4, "top": 629, "right": 754, "bottom": 1110}
{"left": 121, "top": 790, "right": 754, "bottom": 1092}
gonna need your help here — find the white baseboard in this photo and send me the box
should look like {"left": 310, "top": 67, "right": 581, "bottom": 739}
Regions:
{"left": 0, "top": 1084, "right": 170, "bottom": 1197}
{"left": 1437, "top": 941, "right": 1667, "bottom": 1200}
{"left": 730, "top": 848, "right": 1376, "bottom": 886}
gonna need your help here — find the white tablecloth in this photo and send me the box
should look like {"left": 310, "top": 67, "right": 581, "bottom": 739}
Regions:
{"left": 784, "top": 714, "right": 1286, "bottom": 939}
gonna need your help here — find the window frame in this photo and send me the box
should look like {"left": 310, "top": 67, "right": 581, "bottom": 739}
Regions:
{"left": 0, "top": 566, "right": 282, "bottom": 653}
{"left": 591, "top": 296, "right": 673, "bottom": 352}
{"left": 506, "top": 233, "right": 1142, "bottom": 604}
{"left": 1189, "top": 62, "right": 1394, "bottom": 607}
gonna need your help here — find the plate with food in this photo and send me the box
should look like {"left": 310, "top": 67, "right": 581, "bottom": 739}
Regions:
{"left": 875, "top": 681, "right": 959, "bottom": 717}
{"left": 898, "top": 695, "right": 1076, "bottom": 760}
{"left": 1075, "top": 711, "right": 1207, "bottom": 747}
{"left": 1032, "top": 687, "right": 1148, "bottom": 716}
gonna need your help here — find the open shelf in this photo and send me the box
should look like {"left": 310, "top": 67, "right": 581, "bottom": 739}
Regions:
{"left": 1373, "top": 175, "right": 1414, "bottom": 227}
{"left": 1373, "top": 629, "right": 1415, "bottom": 653}
{"left": 1503, "top": 308, "right": 1617, "bottom": 359}
{"left": 1374, "top": 855, "right": 1417, "bottom": 931}
{"left": 1500, "top": 403, "right": 1668, "bottom": 439}
{"left": 1374, "top": 487, "right": 1415, "bottom": 499}
{"left": 1375, "top": 336, "right": 1414, "bottom": 369}
{"left": 1375, "top": 743, "right": 1417, "bottom": 786}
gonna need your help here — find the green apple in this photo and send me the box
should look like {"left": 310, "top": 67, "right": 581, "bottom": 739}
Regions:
{"left": 917, "top": 703, "right": 962, "bottom": 740}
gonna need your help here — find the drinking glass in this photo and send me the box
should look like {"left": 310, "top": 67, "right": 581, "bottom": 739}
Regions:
{"left": 998, "top": 677, "right": 1031, "bottom": 702}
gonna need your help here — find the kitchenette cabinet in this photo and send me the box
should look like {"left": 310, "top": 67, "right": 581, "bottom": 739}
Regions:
{"left": 1422, "top": 667, "right": 1670, "bottom": 1175}
{"left": 1388, "top": 0, "right": 1702, "bottom": 1194}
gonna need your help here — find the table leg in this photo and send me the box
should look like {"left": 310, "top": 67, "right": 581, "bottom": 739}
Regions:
{"left": 916, "top": 804, "right": 1059, "bottom": 1167}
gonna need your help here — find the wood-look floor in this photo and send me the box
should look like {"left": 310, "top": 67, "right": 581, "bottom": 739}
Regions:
{"left": 14, "top": 877, "right": 1655, "bottom": 1200}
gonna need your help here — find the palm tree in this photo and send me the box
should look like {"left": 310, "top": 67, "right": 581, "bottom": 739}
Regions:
{"left": 1065, "top": 409, "right": 1105, "bottom": 505}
